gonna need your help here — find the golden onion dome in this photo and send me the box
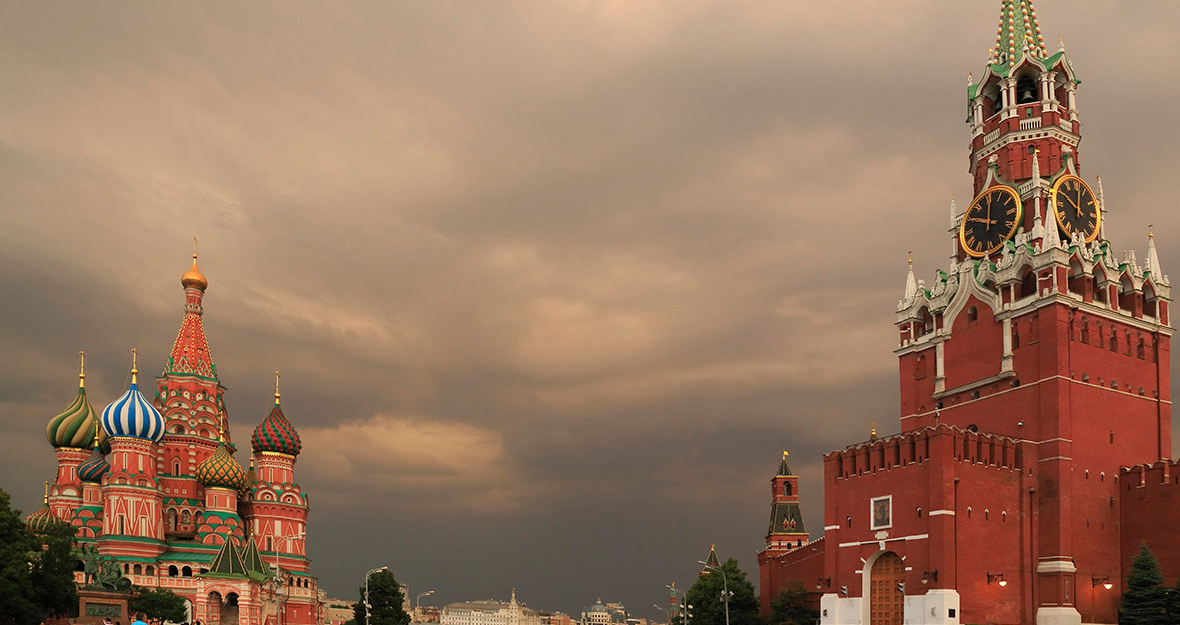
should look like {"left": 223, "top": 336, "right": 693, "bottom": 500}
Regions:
{"left": 181, "top": 252, "right": 208, "bottom": 291}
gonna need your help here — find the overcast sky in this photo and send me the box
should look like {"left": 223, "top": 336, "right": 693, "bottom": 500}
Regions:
{"left": 2, "top": 0, "right": 1180, "bottom": 617}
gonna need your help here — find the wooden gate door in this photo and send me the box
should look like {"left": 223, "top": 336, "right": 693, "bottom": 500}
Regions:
{"left": 869, "top": 552, "right": 905, "bottom": 625}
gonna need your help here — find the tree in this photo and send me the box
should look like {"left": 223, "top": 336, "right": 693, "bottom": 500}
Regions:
{"left": 129, "top": 586, "right": 189, "bottom": 623}
{"left": 685, "top": 558, "right": 758, "bottom": 625}
{"left": 1120, "top": 544, "right": 1169, "bottom": 625}
{"left": 29, "top": 522, "right": 78, "bottom": 619}
{"left": 354, "top": 570, "right": 410, "bottom": 625}
{"left": 768, "top": 581, "right": 816, "bottom": 625}
{"left": 0, "top": 489, "right": 39, "bottom": 625}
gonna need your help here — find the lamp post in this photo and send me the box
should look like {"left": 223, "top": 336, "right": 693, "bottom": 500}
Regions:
{"left": 416, "top": 590, "right": 435, "bottom": 621}
{"left": 366, "top": 566, "right": 389, "bottom": 625}
{"left": 698, "top": 561, "right": 731, "bottom": 625}
{"left": 270, "top": 530, "right": 306, "bottom": 625}
{"left": 652, "top": 604, "right": 668, "bottom": 624}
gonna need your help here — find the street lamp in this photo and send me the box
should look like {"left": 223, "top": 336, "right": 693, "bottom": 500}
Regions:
{"left": 652, "top": 604, "right": 669, "bottom": 624}
{"left": 698, "top": 561, "right": 732, "bottom": 625}
{"left": 366, "top": 566, "right": 389, "bottom": 624}
{"left": 416, "top": 590, "right": 436, "bottom": 620}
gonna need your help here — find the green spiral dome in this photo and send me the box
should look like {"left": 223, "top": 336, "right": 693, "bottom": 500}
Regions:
{"left": 46, "top": 385, "right": 102, "bottom": 449}
{"left": 196, "top": 441, "right": 247, "bottom": 491}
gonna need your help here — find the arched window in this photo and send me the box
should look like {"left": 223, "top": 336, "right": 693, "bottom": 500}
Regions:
{"left": 169, "top": 565, "right": 178, "bottom": 577}
{"left": 168, "top": 509, "right": 177, "bottom": 532}
{"left": 182, "top": 566, "right": 192, "bottom": 577}
{"left": 182, "top": 510, "right": 192, "bottom": 526}
{"left": 1109, "top": 330, "right": 1118, "bottom": 352}
{"left": 1080, "top": 318, "right": 1090, "bottom": 344}
{"left": 967, "top": 306, "right": 978, "bottom": 323}
{"left": 1138, "top": 336, "right": 1146, "bottom": 359}
{"left": 783, "top": 482, "right": 793, "bottom": 497}
{"left": 146, "top": 566, "right": 154, "bottom": 576}
{"left": 1020, "top": 269, "right": 1038, "bottom": 298}
{"left": 133, "top": 564, "right": 142, "bottom": 575}
{"left": 173, "top": 459, "right": 181, "bottom": 475}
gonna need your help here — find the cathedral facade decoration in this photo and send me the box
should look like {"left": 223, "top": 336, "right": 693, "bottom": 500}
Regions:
{"left": 30, "top": 250, "right": 320, "bottom": 625}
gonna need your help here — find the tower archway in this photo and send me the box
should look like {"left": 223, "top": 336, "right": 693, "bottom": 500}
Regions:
{"left": 862, "top": 550, "right": 905, "bottom": 625}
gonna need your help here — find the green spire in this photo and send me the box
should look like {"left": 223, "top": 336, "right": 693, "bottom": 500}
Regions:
{"left": 240, "top": 535, "right": 274, "bottom": 581}
{"left": 777, "top": 451, "right": 793, "bottom": 477}
{"left": 989, "top": 0, "right": 1048, "bottom": 71}
{"left": 204, "top": 538, "right": 248, "bottom": 578}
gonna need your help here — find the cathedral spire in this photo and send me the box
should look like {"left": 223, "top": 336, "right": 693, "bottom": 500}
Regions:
{"left": 167, "top": 247, "right": 217, "bottom": 380}
{"left": 1146, "top": 226, "right": 1162, "bottom": 279}
{"left": 902, "top": 253, "right": 917, "bottom": 302}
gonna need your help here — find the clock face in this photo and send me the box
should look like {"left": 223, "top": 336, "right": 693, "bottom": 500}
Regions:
{"left": 1051, "top": 175, "right": 1100, "bottom": 243}
{"left": 959, "top": 185, "right": 1022, "bottom": 257}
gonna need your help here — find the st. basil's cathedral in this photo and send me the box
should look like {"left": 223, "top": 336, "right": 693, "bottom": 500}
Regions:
{"left": 24, "top": 251, "right": 319, "bottom": 625}
{"left": 759, "top": 2, "right": 1180, "bottom": 625}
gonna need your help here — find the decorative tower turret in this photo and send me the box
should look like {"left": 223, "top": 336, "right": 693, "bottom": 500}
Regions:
{"left": 194, "top": 413, "right": 247, "bottom": 546}
{"left": 46, "top": 351, "right": 104, "bottom": 522}
{"left": 241, "top": 371, "right": 310, "bottom": 573}
{"left": 99, "top": 349, "right": 167, "bottom": 560}
{"left": 155, "top": 244, "right": 227, "bottom": 539}
{"left": 763, "top": 451, "right": 809, "bottom": 555}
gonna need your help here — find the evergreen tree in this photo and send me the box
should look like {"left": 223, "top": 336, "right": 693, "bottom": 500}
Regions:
{"left": 0, "top": 489, "right": 39, "bottom": 625}
{"left": 129, "top": 586, "right": 188, "bottom": 623}
{"left": 355, "top": 569, "right": 410, "bottom": 625}
{"left": 768, "top": 581, "right": 816, "bottom": 625}
{"left": 29, "top": 522, "right": 78, "bottom": 619}
{"left": 1120, "top": 544, "right": 1168, "bottom": 625}
{"left": 684, "top": 558, "right": 758, "bottom": 625}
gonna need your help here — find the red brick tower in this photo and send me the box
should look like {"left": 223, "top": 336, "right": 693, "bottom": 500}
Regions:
{"left": 757, "top": 452, "right": 822, "bottom": 615}
{"left": 762, "top": 452, "right": 809, "bottom": 555}
{"left": 890, "top": 1, "right": 1172, "bottom": 623}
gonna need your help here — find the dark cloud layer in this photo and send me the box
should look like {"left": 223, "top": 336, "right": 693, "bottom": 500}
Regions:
{"left": 2, "top": 0, "right": 1180, "bottom": 617}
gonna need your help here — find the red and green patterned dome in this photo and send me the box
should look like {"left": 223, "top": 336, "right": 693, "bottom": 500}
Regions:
{"left": 196, "top": 440, "right": 247, "bottom": 491}
{"left": 252, "top": 400, "right": 301, "bottom": 457}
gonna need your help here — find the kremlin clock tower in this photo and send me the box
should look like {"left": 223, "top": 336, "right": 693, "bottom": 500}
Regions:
{"left": 759, "top": 3, "right": 1180, "bottom": 625}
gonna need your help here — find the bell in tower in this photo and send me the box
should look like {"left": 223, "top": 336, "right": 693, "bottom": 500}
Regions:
{"left": 1016, "top": 74, "right": 1038, "bottom": 104}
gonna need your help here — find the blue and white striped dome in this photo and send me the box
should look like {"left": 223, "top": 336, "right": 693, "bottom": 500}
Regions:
{"left": 101, "top": 376, "right": 164, "bottom": 443}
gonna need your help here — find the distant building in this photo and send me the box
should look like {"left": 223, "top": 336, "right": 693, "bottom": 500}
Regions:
{"left": 537, "top": 611, "right": 571, "bottom": 625}
{"left": 441, "top": 590, "right": 541, "bottom": 625}
{"left": 580, "top": 599, "right": 626, "bottom": 625}
{"left": 322, "top": 597, "right": 356, "bottom": 625}
{"left": 416, "top": 605, "right": 442, "bottom": 623}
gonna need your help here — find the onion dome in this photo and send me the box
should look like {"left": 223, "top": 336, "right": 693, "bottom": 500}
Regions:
{"left": 251, "top": 372, "right": 301, "bottom": 457}
{"left": 197, "top": 416, "right": 247, "bottom": 491}
{"left": 25, "top": 483, "right": 64, "bottom": 535}
{"left": 181, "top": 242, "right": 208, "bottom": 291}
{"left": 77, "top": 452, "right": 110, "bottom": 483}
{"left": 46, "top": 352, "right": 102, "bottom": 449}
{"left": 100, "top": 349, "right": 165, "bottom": 443}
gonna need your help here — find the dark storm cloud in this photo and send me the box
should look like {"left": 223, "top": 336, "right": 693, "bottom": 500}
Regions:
{"left": 3, "top": 0, "right": 1180, "bottom": 617}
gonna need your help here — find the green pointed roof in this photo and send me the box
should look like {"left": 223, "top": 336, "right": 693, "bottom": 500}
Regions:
{"left": 240, "top": 536, "right": 274, "bottom": 581}
{"left": 777, "top": 451, "right": 794, "bottom": 477}
{"left": 700, "top": 545, "right": 720, "bottom": 577}
{"left": 989, "top": 0, "right": 1048, "bottom": 72}
{"left": 203, "top": 538, "right": 248, "bottom": 578}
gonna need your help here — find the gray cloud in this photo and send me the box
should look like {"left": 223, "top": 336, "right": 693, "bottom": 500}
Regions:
{"left": 2, "top": 0, "right": 1180, "bottom": 617}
